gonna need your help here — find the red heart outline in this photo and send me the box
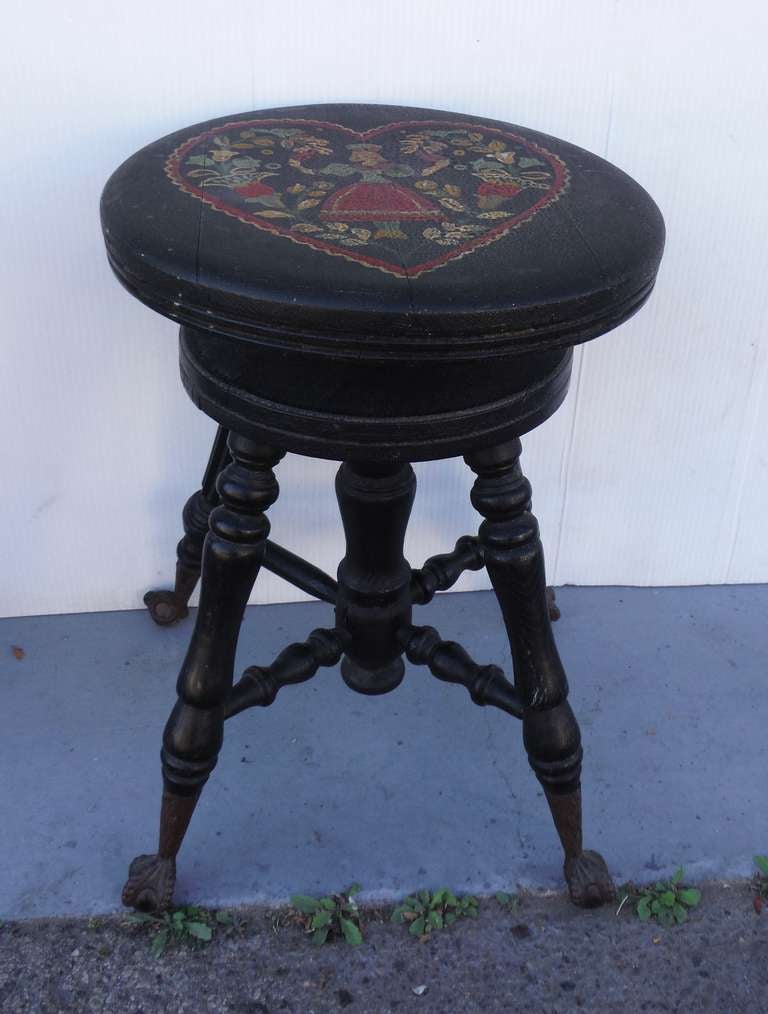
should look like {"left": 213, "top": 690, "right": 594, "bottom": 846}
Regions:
{"left": 165, "top": 119, "right": 569, "bottom": 279}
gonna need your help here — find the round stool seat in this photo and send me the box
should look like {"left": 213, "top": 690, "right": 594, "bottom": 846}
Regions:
{"left": 101, "top": 103, "right": 664, "bottom": 460}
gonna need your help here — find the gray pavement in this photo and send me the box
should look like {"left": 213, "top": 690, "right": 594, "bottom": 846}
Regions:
{"left": 0, "top": 885, "right": 765, "bottom": 1013}
{"left": 1, "top": 585, "right": 766, "bottom": 920}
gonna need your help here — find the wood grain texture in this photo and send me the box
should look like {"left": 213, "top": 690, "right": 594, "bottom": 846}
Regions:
{"left": 2, "top": 0, "right": 766, "bottom": 616}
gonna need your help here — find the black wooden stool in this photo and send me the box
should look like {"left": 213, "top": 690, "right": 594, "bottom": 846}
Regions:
{"left": 101, "top": 103, "right": 664, "bottom": 913}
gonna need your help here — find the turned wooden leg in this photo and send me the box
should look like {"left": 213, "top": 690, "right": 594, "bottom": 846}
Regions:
{"left": 335, "top": 461, "right": 416, "bottom": 695}
{"left": 466, "top": 439, "right": 614, "bottom": 908}
{"left": 144, "top": 426, "right": 230, "bottom": 625}
{"left": 123, "top": 433, "right": 284, "bottom": 911}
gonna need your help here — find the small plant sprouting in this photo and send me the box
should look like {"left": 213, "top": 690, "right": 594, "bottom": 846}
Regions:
{"left": 391, "top": 888, "right": 479, "bottom": 939}
{"left": 752, "top": 855, "right": 768, "bottom": 914}
{"left": 495, "top": 891, "right": 521, "bottom": 913}
{"left": 126, "top": 906, "right": 235, "bottom": 958}
{"left": 629, "top": 868, "right": 701, "bottom": 927}
{"left": 290, "top": 885, "right": 364, "bottom": 946}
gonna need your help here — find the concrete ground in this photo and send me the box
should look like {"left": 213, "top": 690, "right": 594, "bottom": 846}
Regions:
{"left": 1, "top": 585, "right": 767, "bottom": 921}
{"left": 0, "top": 884, "right": 765, "bottom": 1013}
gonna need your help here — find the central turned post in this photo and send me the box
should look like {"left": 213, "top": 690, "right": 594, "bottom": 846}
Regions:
{"left": 335, "top": 461, "right": 416, "bottom": 694}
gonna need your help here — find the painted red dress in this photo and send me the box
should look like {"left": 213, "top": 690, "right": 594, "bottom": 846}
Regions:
{"left": 320, "top": 182, "right": 442, "bottom": 239}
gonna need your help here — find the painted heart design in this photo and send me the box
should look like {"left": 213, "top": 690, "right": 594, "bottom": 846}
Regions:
{"left": 166, "top": 118, "right": 569, "bottom": 278}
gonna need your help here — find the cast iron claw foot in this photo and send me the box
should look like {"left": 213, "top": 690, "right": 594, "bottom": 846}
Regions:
{"left": 564, "top": 849, "right": 615, "bottom": 908}
{"left": 122, "top": 854, "right": 176, "bottom": 912}
{"left": 143, "top": 590, "right": 189, "bottom": 626}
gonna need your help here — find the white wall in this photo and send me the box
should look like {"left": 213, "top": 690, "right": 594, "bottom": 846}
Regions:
{"left": 2, "top": 0, "right": 767, "bottom": 618}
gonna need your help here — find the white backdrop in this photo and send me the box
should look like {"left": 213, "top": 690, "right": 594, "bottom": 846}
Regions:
{"left": 2, "top": 0, "right": 767, "bottom": 618}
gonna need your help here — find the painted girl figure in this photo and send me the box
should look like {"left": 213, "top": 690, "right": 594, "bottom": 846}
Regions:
{"left": 318, "top": 143, "right": 443, "bottom": 239}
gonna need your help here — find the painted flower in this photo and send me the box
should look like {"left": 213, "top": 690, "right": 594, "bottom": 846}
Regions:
{"left": 291, "top": 147, "right": 320, "bottom": 162}
{"left": 210, "top": 149, "right": 237, "bottom": 162}
{"left": 477, "top": 181, "right": 522, "bottom": 197}
{"left": 281, "top": 134, "right": 332, "bottom": 157}
{"left": 234, "top": 179, "right": 276, "bottom": 198}
{"left": 348, "top": 144, "right": 387, "bottom": 168}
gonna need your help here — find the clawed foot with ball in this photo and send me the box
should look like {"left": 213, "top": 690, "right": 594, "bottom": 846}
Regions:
{"left": 565, "top": 849, "right": 615, "bottom": 908}
{"left": 143, "top": 590, "right": 189, "bottom": 626}
{"left": 122, "top": 853, "right": 176, "bottom": 912}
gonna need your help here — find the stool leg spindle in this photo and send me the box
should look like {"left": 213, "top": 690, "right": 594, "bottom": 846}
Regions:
{"left": 123, "top": 434, "right": 284, "bottom": 912}
{"left": 466, "top": 439, "right": 615, "bottom": 908}
{"left": 335, "top": 461, "right": 416, "bottom": 695}
{"left": 144, "top": 426, "right": 231, "bottom": 625}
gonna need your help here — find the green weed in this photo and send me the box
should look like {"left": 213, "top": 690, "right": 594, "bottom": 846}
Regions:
{"left": 391, "top": 888, "right": 478, "bottom": 939}
{"left": 619, "top": 868, "right": 701, "bottom": 927}
{"left": 126, "top": 906, "right": 236, "bottom": 957}
{"left": 290, "top": 885, "right": 363, "bottom": 946}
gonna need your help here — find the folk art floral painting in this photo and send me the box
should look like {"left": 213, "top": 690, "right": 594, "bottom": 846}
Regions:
{"left": 165, "top": 118, "right": 569, "bottom": 278}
